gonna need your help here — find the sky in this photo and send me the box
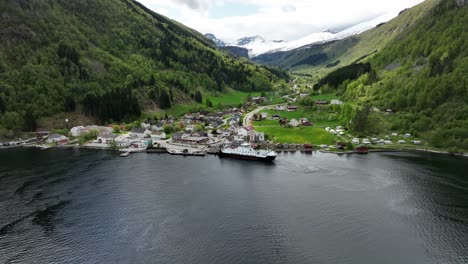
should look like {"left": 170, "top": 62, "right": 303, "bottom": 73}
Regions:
{"left": 137, "top": 0, "right": 426, "bottom": 42}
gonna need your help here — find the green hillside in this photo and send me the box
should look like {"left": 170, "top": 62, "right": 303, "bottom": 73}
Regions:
{"left": 314, "top": 0, "right": 468, "bottom": 151}
{"left": 0, "top": 0, "right": 286, "bottom": 136}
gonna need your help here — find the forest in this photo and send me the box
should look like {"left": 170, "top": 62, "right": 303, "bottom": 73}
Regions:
{"left": 0, "top": 0, "right": 286, "bottom": 137}
{"left": 318, "top": 0, "right": 467, "bottom": 150}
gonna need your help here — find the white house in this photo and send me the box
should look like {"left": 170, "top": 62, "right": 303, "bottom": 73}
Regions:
{"left": 261, "top": 112, "right": 268, "bottom": 119}
{"left": 289, "top": 119, "right": 300, "bottom": 127}
{"left": 404, "top": 133, "right": 411, "bottom": 138}
{"left": 217, "top": 129, "right": 231, "bottom": 137}
{"left": 129, "top": 128, "right": 151, "bottom": 139}
{"left": 97, "top": 134, "right": 118, "bottom": 144}
{"left": 352, "top": 138, "right": 360, "bottom": 144}
{"left": 185, "top": 125, "right": 195, "bottom": 132}
{"left": 151, "top": 131, "right": 167, "bottom": 140}
{"left": 70, "top": 126, "right": 86, "bottom": 137}
{"left": 299, "top": 93, "right": 308, "bottom": 98}
{"left": 398, "top": 140, "right": 407, "bottom": 144}
{"left": 238, "top": 126, "right": 254, "bottom": 137}
{"left": 276, "top": 105, "right": 286, "bottom": 111}
{"left": 151, "top": 124, "right": 164, "bottom": 131}
{"left": 114, "top": 135, "right": 130, "bottom": 147}
{"left": 46, "top": 134, "right": 69, "bottom": 144}
{"left": 141, "top": 122, "right": 151, "bottom": 129}
{"left": 250, "top": 131, "right": 265, "bottom": 143}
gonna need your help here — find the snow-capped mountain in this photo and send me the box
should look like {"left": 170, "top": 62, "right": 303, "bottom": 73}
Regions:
{"left": 236, "top": 36, "right": 265, "bottom": 46}
{"left": 205, "top": 33, "right": 226, "bottom": 47}
{"left": 209, "top": 11, "right": 402, "bottom": 58}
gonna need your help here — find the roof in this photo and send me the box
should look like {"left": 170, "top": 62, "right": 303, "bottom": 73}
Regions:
{"left": 48, "top": 134, "right": 67, "bottom": 139}
{"left": 315, "top": 100, "right": 329, "bottom": 104}
{"left": 130, "top": 128, "right": 146, "bottom": 134}
{"left": 182, "top": 137, "right": 209, "bottom": 142}
{"left": 99, "top": 133, "right": 117, "bottom": 139}
{"left": 172, "top": 132, "right": 184, "bottom": 138}
{"left": 242, "top": 126, "right": 254, "bottom": 131}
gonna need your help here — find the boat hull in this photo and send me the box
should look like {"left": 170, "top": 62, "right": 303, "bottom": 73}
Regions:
{"left": 219, "top": 151, "right": 276, "bottom": 162}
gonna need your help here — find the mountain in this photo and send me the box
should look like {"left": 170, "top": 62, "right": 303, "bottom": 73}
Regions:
{"left": 209, "top": 13, "right": 405, "bottom": 59}
{"left": 236, "top": 36, "right": 265, "bottom": 46}
{"left": 205, "top": 33, "right": 249, "bottom": 58}
{"left": 220, "top": 46, "right": 250, "bottom": 58}
{"left": 205, "top": 33, "right": 226, "bottom": 47}
{"left": 0, "top": 0, "right": 286, "bottom": 135}
{"left": 253, "top": 0, "right": 441, "bottom": 72}
{"left": 312, "top": 0, "right": 468, "bottom": 150}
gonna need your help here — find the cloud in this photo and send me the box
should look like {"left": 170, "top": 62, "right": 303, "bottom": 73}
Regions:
{"left": 137, "top": 0, "right": 426, "bottom": 41}
{"left": 282, "top": 4, "right": 296, "bottom": 13}
{"left": 172, "top": 0, "right": 205, "bottom": 10}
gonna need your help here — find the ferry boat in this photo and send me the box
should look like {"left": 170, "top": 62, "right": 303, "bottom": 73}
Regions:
{"left": 219, "top": 143, "right": 277, "bottom": 162}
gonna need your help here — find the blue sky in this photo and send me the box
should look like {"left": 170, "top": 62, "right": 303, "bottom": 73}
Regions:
{"left": 137, "top": 0, "right": 426, "bottom": 42}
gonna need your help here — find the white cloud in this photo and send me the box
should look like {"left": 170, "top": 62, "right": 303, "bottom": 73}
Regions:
{"left": 137, "top": 0, "right": 426, "bottom": 41}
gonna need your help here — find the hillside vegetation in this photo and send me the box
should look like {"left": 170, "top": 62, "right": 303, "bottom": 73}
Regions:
{"left": 0, "top": 0, "right": 286, "bottom": 136}
{"left": 314, "top": 0, "right": 468, "bottom": 150}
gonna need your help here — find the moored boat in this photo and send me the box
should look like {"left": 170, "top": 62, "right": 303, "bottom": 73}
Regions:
{"left": 219, "top": 143, "right": 277, "bottom": 162}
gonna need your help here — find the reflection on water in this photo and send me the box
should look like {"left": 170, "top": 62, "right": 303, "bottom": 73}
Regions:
{"left": 0, "top": 149, "right": 467, "bottom": 264}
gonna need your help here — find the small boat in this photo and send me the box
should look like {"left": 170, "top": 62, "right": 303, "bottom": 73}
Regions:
{"left": 120, "top": 152, "right": 131, "bottom": 157}
{"left": 355, "top": 145, "right": 369, "bottom": 154}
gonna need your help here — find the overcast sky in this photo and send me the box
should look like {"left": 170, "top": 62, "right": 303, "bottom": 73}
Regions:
{"left": 137, "top": 0, "right": 426, "bottom": 42}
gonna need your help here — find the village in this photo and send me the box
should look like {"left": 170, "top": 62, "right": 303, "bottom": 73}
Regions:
{"left": 0, "top": 91, "right": 425, "bottom": 157}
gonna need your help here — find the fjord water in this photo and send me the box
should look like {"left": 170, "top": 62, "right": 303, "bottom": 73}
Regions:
{"left": 0, "top": 149, "right": 467, "bottom": 264}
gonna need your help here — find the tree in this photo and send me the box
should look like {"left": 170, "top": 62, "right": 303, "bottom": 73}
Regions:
{"left": 206, "top": 99, "right": 213, "bottom": 107}
{"left": 350, "top": 105, "right": 370, "bottom": 134}
{"left": 0, "top": 96, "right": 5, "bottom": 115}
{"left": 159, "top": 89, "right": 171, "bottom": 109}
{"left": 113, "top": 125, "right": 121, "bottom": 134}
{"left": 194, "top": 91, "right": 203, "bottom": 103}
{"left": 163, "top": 125, "right": 174, "bottom": 134}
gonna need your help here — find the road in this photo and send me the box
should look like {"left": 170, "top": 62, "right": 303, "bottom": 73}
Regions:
{"left": 243, "top": 105, "right": 275, "bottom": 126}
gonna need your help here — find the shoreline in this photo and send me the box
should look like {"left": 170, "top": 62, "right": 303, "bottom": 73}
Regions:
{"left": 320, "top": 147, "right": 468, "bottom": 158}
{"left": 3, "top": 143, "right": 467, "bottom": 159}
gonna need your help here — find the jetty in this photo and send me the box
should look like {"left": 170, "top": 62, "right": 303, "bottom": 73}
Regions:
{"left": 167, "top": 148, "right": 206, "bottom": 156}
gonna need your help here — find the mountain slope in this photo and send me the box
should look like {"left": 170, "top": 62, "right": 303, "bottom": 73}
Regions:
{"left": 315, "top": 0, "right": 468, "bottom": 150}
{"left": 253, "top": 0, "right": 440, "bottom": 75}
{"left": 0, "top": 0, "right": 285, "bottom": 134}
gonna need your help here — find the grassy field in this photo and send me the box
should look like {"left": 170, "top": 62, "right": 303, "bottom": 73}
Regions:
{"left": 208, "top": 90, "right": 284, "bottom": 107}
{"left": 255, "top": 125, "right": 336, "bottom": 144}
{"left": 311, "top": 93, "right": 338, "bottom": 101}
{"left": 259, "top": 109, "right": 341, "bottom": 127}
{"left": 207, "top": 91, "right": 261, "bottom": 106}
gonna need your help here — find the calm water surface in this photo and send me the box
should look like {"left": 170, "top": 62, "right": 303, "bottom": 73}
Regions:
{"left": 0, "top": 149, "right": 467, "bottom": 264}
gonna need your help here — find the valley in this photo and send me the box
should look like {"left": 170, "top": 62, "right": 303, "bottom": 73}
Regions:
{"left": 0, "top": 0, "right": 466, "bottom": 153}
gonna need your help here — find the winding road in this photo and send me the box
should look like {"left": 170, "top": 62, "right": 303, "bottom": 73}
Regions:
{"left": 243, "top": 105, "right": 276, "bottom": 126}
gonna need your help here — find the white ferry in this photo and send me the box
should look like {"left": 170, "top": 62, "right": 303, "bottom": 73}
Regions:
{"left": 219, "top": 143, "right": 277, "bottom": 162}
